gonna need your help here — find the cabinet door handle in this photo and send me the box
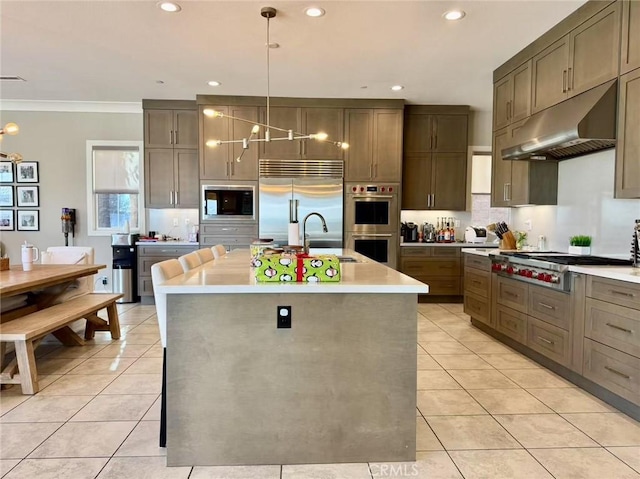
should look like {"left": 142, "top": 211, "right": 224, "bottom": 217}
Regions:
{"left": 609, "top": 289, "right": 636, "bottom": 298}
{"left": 505, "top": 183, "right": 511, "bottom": 202}
{"left": 226, "top": 161, "right": 230, "bottom": 177}
{"left": 174, "top": 191, "right": 179, "bottom": 205}
{"left": 568, "top": 67, "right": 573, "bottom": 91}
{"left": 175, "top": 129, "right": 179, "bottom": 145}
{"left": 562, "top": 69, "right": 567, "bottom": 93}
{"left": 606, "top": 323, "right": 633, "bottom": 334}
{"left": 505, "top": 291, "right": 519, "bottom": 298}
{"left": 507, "top": 100, "right": 511, "bottom": 120}
{"left": 539, "top": 302, "right": 555, "bottom": 310}
{"left": 427, "top": 194, "right": 431, "bottom": 208}
{"left": 230, "top": 159, "right": 235, "bottom": 176}
{"left": 538, "top": 336, "right": 554, "bottom": 345}
{"left": 169, "top": 191, "right": 173, "bottom": 205}
{"left": 604, "top": 365, "right": 630, "bottom": 379}
{"left": 431, "top": 194, "right": 435, "bottom": 207}
{"left": 369, "top": 164, "right": 373, "bottom": 178}
{"left": 169, "top": 130, "right": 173, "bottom": 145}
{"left": 429, "top": 135, "right": 433, "bottom": 150}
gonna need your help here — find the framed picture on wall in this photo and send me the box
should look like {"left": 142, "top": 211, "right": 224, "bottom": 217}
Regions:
{"left": 16, "top": 185, "right": 39, "bottom": 207}
{"left": 0, "top": 209, "right": 14, "bottom": 231}
{"left": 0, "top": 161, "right": 13, "bottom": 183}
{"left": 17, "top": 209, "right": 39, "bottom": 231}
{"left": 16, "top": 161, "right": 39, "bottom": 183}
{"left": 0, "top": 185, "right": 14, "bottom": 207}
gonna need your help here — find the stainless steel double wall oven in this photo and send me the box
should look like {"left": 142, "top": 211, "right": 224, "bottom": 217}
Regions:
{"left": 345, "top": 182, "right": 400, "bottom": 269}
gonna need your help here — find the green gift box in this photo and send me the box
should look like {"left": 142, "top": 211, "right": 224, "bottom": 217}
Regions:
{"left": 254, "top": 254, "right": 341, "bottom": 282}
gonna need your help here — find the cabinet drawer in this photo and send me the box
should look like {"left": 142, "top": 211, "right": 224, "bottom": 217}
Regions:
{"left": 464, "top": 254, "right": 490, "bottom": 270}
{"left": 587, "top": 276, "right": 640, "bottom": 310}
{"left": 496, "top": 276, "right": 528, "bottom": 313}
{"left": 138, "top": 245, "right": 198, "bottom": 257}
{"left": 495, "top": 304, "right": 527, "bottom": 343}
{"left": 138, "top": 256, "right": 181, "bottom": 275}
{"left": 430, "top": 247, "right": 460, "bottom": 257}
{"left": 464, "top": 292, "right": 491, "bottom": 326}
{"left": 413, "top": 277, "right": 460, "bottom": 295}
{"left": 583, "top": 338, "right": 640, "bottom": 406}
{"left": 464, "top": 268, "right": 491, "bottom": 298}
{"left": 585, "top": 298, "right": 640, "bottom": 358}
{"left": 400, "top": 246, "right": 430, "bottom": 257}
{"left": 527, "top": 316, "right": 570, "bottom": 366}
{"left": 529, "top": 285, "right": 570, "bottom": 330}
{"left": 200, "top": 235, "right": 254, "bottom": 248}
{"left": 402, "top": 258, "right": 461, "bottom": 277}
{"left": 201, "top": 223, "right": 258, "bottom": 237}
{"left": 138, "top": 276, "right": 154, "bottom": 296}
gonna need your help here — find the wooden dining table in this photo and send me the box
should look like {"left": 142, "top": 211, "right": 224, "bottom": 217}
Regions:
{"left": 0, "top": 263, "right": 106, "bottom": 343}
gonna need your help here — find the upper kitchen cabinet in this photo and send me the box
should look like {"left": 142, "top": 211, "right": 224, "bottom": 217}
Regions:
{"left": 615, "top": 68, "right": 640, "bottom": 198}
{"left": 145, "top": 149, "right": 199, "bottom": 208}
{"left": 532, "top": 2, "right": 621, "bottom": 114}
{"left": 344, "top": 108, "right": 403, "bottom": 182}
{"left": 493, "top": 60, "right": 532, "bottom": 130}
{"left": 259, "top": 107, "right": 344, "bottom": 160}
{"left": 402, "top": 105, "right": 469, "bottom": 210}
{"left": 200, "top": 105, "right": 259, "bottom": 181}
{"left": 621, "top": 0, "right": 640, "bottom": 74}
{"left": 491, "top": 121, "right": 558, "bottom": 207}
{"left": 144, "top": 108, "right": 198, "bottom": 149}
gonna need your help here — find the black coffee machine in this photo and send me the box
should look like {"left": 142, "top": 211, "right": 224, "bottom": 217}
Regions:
{"left": 401, "top": 222, "right": 418, "bottom": 242}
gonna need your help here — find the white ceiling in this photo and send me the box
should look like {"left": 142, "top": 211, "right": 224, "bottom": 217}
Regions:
{"left": 0, "top": 0, "right": 587, "bottom": 114}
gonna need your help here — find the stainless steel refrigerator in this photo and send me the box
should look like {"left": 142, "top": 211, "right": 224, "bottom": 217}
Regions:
{"left": 258, "top": 159, "right": 343, "bottom": 248}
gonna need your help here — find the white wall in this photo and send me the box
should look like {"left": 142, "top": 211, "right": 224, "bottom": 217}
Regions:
{"left": 0, "top": 110, "right": 142, "bottom": 288}
{"left": 511, "top": 150, "right": 640, "bottom": 255}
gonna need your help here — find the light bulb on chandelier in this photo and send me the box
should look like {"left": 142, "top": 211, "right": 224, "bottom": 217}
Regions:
{"left": 203, "top": 7, "right": 349, "bottom": 158}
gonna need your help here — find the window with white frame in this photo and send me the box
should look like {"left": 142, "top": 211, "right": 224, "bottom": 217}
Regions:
{"left": 86, "top": 140, "right": 144, "bottom": 236}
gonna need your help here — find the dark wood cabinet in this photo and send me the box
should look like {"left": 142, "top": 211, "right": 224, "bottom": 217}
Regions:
{"left": 493, "top": 60, "right": 532, "bottom": 130}
{"left": 344, "top": 109, "right": 403, "bottom": 182}
{"left": 615, "top": 67, "right": 640, "bottom": 198}
{"left": 143, "top": 101, "right": 199, "bottom": 209}
{"left": 200, "top": 105, "right": 259, "bottom": 180}
{"left": 491, "top": 122, "right": 558, "bottom": 207}
{"left": 400, "top": 247, "right": 462, "bottom": 297}
{"left": 259, "top": 107, "right": 345, "bottom": 161}
{"left": 144, "top": 109, "right": 198, "bottom": 149}
{"left": 532, "top": 3, "right": 621, "bottom": 114}
{"left": 621, "top": 0, "right": 640, "bottom": 74}
{"left": 402, "top": 106, "right": 468, "bottom": 210}
{"left": 145, "top": 149, "right": 199, "bottom": 208}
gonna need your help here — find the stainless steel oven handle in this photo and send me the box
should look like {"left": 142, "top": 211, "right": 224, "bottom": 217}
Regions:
{"left": 350, "top": 195, "right": 394, "bottom": 199}
{"left": 352, "top": 233, "right": 393, "bottom": 238}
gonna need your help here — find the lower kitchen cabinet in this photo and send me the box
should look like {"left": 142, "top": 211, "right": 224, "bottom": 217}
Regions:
{"left": 137, "top": 244, "right": 199, "bottom": 302}
{"left": 400, "top": 247, "right": 462, "bottom": 298}
{"left": 463, "top": 254, "right": 492, "bottom": 326}
{"left": 199, "top": 222, "right": 258, "bottom": 251}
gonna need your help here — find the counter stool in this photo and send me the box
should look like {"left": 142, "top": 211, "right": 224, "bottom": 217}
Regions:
{"left": 178, "top": 251, "right": 202, "bottom": 272}
{"left": 212, "top": 244, "right": 227, "bottom": 259}
{"left": 195, "top": 248, "right": 214, "bottom": 264}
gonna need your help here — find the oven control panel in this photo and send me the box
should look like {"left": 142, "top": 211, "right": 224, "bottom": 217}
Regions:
{"left": 491, "top": 260, "right": 570, "bottom": 292}
{"left": 349, "top": 184, "right": 396, "bottom": 194}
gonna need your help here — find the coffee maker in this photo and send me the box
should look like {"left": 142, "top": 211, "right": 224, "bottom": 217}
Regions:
{"left": 422, "top": 223, "right": 436, "bottom": 243}
{"left": 401, "top": 222, "right": 418, "bottom": 242}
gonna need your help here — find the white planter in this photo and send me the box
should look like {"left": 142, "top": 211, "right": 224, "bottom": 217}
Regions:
{"left": 568, "top": 246, "right": 591, "bottom": 255}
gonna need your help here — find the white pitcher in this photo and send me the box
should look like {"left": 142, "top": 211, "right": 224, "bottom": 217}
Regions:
{"left": 21, "top": 242, "right": 39, "bottom": 271}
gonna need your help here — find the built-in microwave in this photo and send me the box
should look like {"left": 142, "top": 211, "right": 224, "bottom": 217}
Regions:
{"left": 202, "top": 185, "right": 255, "bottom": 220}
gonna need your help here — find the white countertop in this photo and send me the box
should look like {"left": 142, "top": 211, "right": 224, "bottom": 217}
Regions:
{"left": 156, "top": 248, "right": 429, "bottom": 294}
{"left": 462, "top": 248, "right": 640, "bottom": 284}
{"left": 461, "top": 248, "right": 500, "bottom": 257}
{"left": 402, "top": 242, "right": 499, "bottom": 248}
{"left": 136, "top": 241, "right": 199, "bottom": 246}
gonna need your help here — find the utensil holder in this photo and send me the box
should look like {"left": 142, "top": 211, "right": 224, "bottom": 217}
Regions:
{"left": 500, "top": 231, "right": 517, "bottom": 250}
{"left": 0, "top": 258, "right": 9, "bottom": 271}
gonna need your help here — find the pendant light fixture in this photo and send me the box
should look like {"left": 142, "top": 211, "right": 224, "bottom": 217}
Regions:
{"left": 204, "top": 6, "right": 349, "bottom": 162}
{"left": 0, "top": 122, "right": 23, "bottom": 164}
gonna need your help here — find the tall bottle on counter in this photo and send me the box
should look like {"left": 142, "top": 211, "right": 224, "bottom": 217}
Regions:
{"left": 444, "top": 218, "right": 451, "bottom": 242}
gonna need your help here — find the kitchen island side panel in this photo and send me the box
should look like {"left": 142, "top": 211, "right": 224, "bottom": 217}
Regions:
{"left": 166, "top": 292, "right": 417, "bottom": 466}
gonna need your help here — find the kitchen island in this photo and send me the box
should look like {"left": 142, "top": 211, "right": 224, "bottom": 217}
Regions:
{"left": 156, "top": 249, "right": 428, "bottom": 466}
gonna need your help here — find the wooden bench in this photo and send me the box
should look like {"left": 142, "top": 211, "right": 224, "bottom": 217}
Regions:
{"left": 0, "top": 293, "right": 123, "bottom": 394}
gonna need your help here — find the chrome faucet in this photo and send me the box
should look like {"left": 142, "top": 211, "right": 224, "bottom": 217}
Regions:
{"left": 302, "top": 212, "right": 328, "bottom": 254}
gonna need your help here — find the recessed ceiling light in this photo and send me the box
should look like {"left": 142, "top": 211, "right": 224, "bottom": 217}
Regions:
{"left": 391, "top": 85, "right": 404, "bottom": 91}
{"left": 208, "top": 81, "right": 221, "bottom": 87}
{"left": 305, "top": 7, "right": 325, "bottom": 18}
{"left": 443, "top": 10, "right": 465, "bottom": 21}
{"left": 158, "top": 2, "right": 181, "bottom": 13}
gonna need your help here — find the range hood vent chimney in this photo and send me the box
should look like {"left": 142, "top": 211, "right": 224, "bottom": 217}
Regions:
{"left": 502, "top": 79, "right": 617, "bottom": 161}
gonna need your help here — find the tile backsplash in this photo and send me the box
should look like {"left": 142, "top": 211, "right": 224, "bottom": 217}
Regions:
{"left": 511, "top": 150, "right": 640, "bottom": 255}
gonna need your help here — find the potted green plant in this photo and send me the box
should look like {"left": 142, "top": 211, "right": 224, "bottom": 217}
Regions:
{"left": 569, "top": 235, "right": 592, "bottom": 255}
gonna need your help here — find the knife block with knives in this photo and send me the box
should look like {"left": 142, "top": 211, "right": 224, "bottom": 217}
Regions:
{"left": 488, "top": 222, "right": 517, "bottom": 250}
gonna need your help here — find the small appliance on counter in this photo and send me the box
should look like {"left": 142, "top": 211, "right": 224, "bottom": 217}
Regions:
{"left": 464, "top": 226, "right": 488, "bottom": 243}
{"left": 422, "top": 223, "right": 436, "bottom": 243}
{"left": 401, "top": 222, "right": 418, "bottom": 242}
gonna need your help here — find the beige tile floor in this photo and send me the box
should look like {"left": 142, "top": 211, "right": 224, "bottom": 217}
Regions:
{"left": 1, "top": 302, "right": 640, "bottom": 478}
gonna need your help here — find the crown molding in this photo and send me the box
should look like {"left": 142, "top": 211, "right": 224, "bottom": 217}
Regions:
{"left": 0, "top": 99, "right": 142, "bottom": 113}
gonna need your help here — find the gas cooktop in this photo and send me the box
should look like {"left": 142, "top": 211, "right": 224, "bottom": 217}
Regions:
{"left": 499, "top": 252, "right": 632, "bottom": 266}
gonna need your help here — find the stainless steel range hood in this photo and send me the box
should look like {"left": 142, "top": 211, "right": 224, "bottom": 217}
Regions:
{"left": 502, "top": 79, "right": 617, "bottom": 161}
